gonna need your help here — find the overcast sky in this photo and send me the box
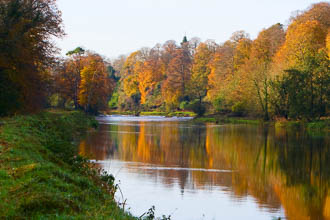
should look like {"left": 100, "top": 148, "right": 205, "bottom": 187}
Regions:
{"left": 56, "top": 0, "right": 322, "bottom": 59}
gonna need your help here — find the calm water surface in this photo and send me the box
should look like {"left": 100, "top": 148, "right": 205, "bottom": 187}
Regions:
{"left": 79, "top": 115, "right": 330, "bottom": 220}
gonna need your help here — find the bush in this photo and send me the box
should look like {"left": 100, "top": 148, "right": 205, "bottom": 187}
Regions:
{"left": 179, "top": 101, "right": 189, "bottom": 110}
{"left": 108, "top": 92, "right": 119, "bottom": 109}
{"left": 231, "top": 102, "right": 246, "bottom": 116}
{"left": 212, "top": 96, "right": 224, "bottom": 113}
{"left": 187, "top": 100, "right": 206, "bottom": 116}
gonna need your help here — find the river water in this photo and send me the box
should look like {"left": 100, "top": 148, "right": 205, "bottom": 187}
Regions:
{"left": 79, "top": 115, "right": 330, "bottom": 220}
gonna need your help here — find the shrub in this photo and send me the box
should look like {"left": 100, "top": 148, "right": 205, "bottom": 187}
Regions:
{"left": 187, "top": 100, "right": 206, "bottom": 116}
{"left": 212, "top": 96, "right": 224, "bottom": 112}
{"left": 231, "top": 102, "right": 246, "bottom": 116}
{"left": 179, "top": 101, "right": 189, "bottom": 110}
{"left": 108, "top": 92, "right": 119, "bottom": 109}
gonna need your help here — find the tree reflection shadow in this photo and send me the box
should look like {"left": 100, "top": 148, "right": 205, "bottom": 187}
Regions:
{"left": 80, "top": 121, "right": 330, "bottom": 219}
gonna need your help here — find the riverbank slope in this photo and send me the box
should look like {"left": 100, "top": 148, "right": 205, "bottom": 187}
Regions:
{"left": 0, "top": 111, "right": 135, "bottom": 219}
{"left": 193, "top": 114, "right": 329, "bottom": 132}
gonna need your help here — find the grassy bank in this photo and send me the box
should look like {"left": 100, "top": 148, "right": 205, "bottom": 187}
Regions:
{"left": 193, "top": 116, "right": 261, "bottom": 125}
{"left": 0, "top": 111, "right": 135, "bottom": 219}
{"left": 275, "top": 119, "right": 330, "bottom": 132}
{"left": 194, "top": 114, "right": 329, "bottom": 132}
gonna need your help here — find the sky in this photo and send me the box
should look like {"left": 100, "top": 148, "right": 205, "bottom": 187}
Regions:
{"left": 56, "top": 0, "right": 323, "bottom": 59}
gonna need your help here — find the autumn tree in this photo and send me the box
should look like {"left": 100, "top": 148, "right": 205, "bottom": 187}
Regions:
{"left": 271, "top": 3, "right": 329, "bottom": 119}
{"left": 189, "top": 43, "right": 213, "bottom": 104}
{"left": 207, "top": 31, "right": 251, "bottom": 112}
{"left": 247, "top": 23, "right": 285, "bottom": 120}
{"left": 118, "top": 51, "right": 143, "bottom": 111}
{"left": 53, "top": 47, "right": 86, "bottom": 109}
{"left": 275, "top": 2, "right": 329, "bottom": 71}
{"left": 66, "top": 47, "right": 85, "bottom": 108}
{"left": 207, "top": 42, "right": 233, "bottom": 111}
{"left": 162, "top": 44, "right": 192, "bottom": 110}
{"left": 0, "top": 0, "right": 64, "bottom": 115}
{"left": 78, "top": 53, "right": 114, "bottom": 114}
{"left": 275, "top": 20, "right": 326, "bottom": 71}
{"left": 111, "top": 55, "right": 127, "bottom": 79}
{"left": 326, "top": 32, "right": 330, "bottom": 57}
{"left": 290, "top": 2, "right": 330, "bottom": 29}
{"left": 161, "top": 40, "right": 178, "bottom": 70}
{"left": 138, "top": 47, "right": 163, "bottom": 105}
{"left": 230, "top": 37, "right": 252, "bottom": 112}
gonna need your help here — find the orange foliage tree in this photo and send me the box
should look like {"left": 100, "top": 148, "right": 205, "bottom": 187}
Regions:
{"left": 54, "top": 47, "right": 86, "bottom": 108}
{"left": 207, "top": 31, "right": 251, "bottom": 112}
{"left": 162, "top": 47, "right": 192, "bottom": 110}
{"left": 78, "top": 54, "right": 114, "bottom": 114}
{"left": 119, "top": 51, "right": 143, "bottom": 111}
{"left": 138, "top": 59, "right": 163, "bottom": 105}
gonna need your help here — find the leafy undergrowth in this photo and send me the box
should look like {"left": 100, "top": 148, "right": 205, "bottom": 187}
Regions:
{"left": 306, "top": 120, "right": 329, "bottom": 131}
{"left": 167, "top": 111, "right": 196, "bottom": 117}
{"left": 193, "top": 116, "right": 261, "bottom": 125}
{"left": 194, "top": 115, "right": 329, "bottom": 132}
{"left": 275, "top": 119, "right": 329, "bottom": 134}
{"left": 192, "top": 117, "right": 217, "bottom": 123}
{"left": 0, "top": 111, "right": 135, "bottom": 219}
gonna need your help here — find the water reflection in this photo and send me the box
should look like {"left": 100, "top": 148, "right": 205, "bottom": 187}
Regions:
{"left": 79, "top": 116, "right": 330, "bottom": 220}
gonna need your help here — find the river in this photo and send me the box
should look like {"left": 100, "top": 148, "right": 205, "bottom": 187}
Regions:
{"left": 79, "top": 115, "right": 330, "bottom": 220}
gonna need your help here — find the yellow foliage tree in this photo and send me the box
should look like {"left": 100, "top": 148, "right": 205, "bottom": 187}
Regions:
{"left": 326, "top": 31, "right": 330, "bottom": 58}
{"left": 207, "top": 41, "right": 235, "bottom": 104}
{"left": 207, "top": 32, "right": 251, "bottom": 111}
{"left": 79, "top": 54, "right": 113, "bottom": 114}
{"left": 189, "top": 43, "right": 213, "bottom": 103}
{"left": 246, "top": 23, "right": 285, "bottom": 119}
{"left": 275, "top": 20, "right": 327, "bottom": 71}
{"left": 121, "top": 51, "right": 142, "bottom": 98}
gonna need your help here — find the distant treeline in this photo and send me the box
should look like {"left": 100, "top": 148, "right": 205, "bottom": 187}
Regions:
{"left": 111, "top": 2, "right": 329, "bottom": 120}
{"left": 0, "top": 0, "right": 329, "bottom": 120}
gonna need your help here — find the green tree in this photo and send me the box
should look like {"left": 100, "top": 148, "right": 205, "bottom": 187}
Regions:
{"left": 272, "top": 51, "right": 329, "bottom": 120}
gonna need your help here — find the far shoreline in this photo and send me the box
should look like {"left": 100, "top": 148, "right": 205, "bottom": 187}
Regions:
{"left": 104, "top": 110, "right": 329, "bottom": 132}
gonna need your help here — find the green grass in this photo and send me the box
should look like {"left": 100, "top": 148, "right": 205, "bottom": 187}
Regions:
{"left": 193, "top": 116, "right": 261, "bottom": 125}
{"left": 167, "top": 111, "right": 196, "bottom": 117}
{"left": 275, "top": 119, "right": 329, "bottom": 132}
{"left": 224, "top": 118, "right": 261, "bottom": 125}
{"left": 192, "top": 117, "right": 217, "bottom": 123}
{"left": 140, "top": 111, "right": 167, "bottom": 116}
{"left": 306, "top": 120, "right": 329, "bottom": 131}
{"left": 0, "top": 111, "right": 135, "bottom": 219}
